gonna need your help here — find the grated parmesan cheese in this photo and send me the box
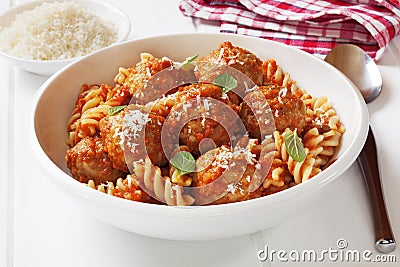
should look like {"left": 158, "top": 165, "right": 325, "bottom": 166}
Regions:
{"left": 123, "top": 109, "right": 151, "bottom": 153}
{"left": 0, "top": 1, "right": 118, "bottom": 60}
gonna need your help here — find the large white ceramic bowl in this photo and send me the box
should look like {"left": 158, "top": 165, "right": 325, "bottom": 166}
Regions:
{"left": 0, "top": 0, "right": 130, "bottom": 76}
{"left": 32, "top": 33, "right": 369, "bottom": 241}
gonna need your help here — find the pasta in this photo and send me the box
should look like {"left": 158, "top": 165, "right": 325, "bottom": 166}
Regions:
{"left": 67, "top": 84, "right": 109, "bottom": 146}
{"left": 134, "top": 157, "right": 195, "bottom": 206}
{"left": 262, "top": 59, "right": 299, "bottom": 93}
{"left": 273, "top": 129, "right": 321, "bottom": 183}
{"left": 66, "top": 41, "right": 345, "bottom": 206}
{"left": 257, "top": 135, "right": 288, "bottom": 191}
{"left": 67, "top": 83, "right": 132, "bottom": 147}
{"left": 87, "top": 175, "right": 160, "bottom": 203}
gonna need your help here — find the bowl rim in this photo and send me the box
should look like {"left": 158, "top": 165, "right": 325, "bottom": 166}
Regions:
{"left": 0, "top": 0, "right": 131, "bottom": 63}
{"left": 31, "top": 32, "right": 370, "bottom": 217}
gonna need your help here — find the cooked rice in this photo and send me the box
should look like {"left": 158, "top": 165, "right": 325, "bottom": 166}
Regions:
{"left": 0, "top": 1, "right": 118, "bottom": 60}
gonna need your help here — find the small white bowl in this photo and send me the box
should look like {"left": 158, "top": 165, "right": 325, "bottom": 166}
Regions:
{"left": 32, "top": 33, "right": 369, "bottom": 240}
{"left": 0, "top": 0, "right": 130, "bottom": 76}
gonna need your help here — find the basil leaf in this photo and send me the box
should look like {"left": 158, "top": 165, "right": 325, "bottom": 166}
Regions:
{"left": 170, "top": 151, "right": 196, "bottom": 176}
{"left": 180, "top": 55, "right": 198, "bottom": 70}
{"left": 213, "top": 73, "right": 238, "bottom": 94}
{"left": 108, "top": 105, "right": 127, "bottom": 115}
{"left": 284, "top": 129, "right": 306, "bottom": 162}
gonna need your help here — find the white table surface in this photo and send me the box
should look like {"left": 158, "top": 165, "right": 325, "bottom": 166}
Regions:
{"left": 1, "top": 0, "right": 399, "bottom": 266}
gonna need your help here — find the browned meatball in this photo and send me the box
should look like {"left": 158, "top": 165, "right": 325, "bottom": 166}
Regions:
{"left": 99, "top": 107, "right": 167, "bottom": 170}
{"left": 240, "top": 85, "right": 307, "bottom": 139}
{"left": 179, "top": 119, "right": 230, "bottom": 156}
{"left": 105, "top": 84, "right": 132, "bottom": 106}
{"left": 66, "top": 136, "right": 126, "bottom": 184}
{"left": 115, "top": 53, "right": 174, "bottom": 96}
{"left": 143, "top": 114, "right": 166, "bottom": 166}
{"left": 175, "top": 82, "right": 230, "bottom": 103}
{"left": 192, "top": 146, "right": 236, "bottom": 202}
{"left": 211, "top": 165, "right": 258, "bottom": 205}
{"left": 99, "top": 111, "right": 128, "bottom": 172}
{"left": 195, "top": 41, "right": 264, "bottom": 86}
{"left": 192, "top": 141, "right": 262, "bottom": 205}
{"left": 165, "top": 83, "right": 241, "bottom": 156}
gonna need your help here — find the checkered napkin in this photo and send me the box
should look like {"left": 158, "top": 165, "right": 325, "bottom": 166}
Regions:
{"left": 179, "top": 0, "right": 400, "bottom": 60}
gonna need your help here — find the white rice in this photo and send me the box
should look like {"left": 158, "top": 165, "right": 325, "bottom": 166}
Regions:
{"left": 0, "top": 1, "right": 118, "bottom": 60}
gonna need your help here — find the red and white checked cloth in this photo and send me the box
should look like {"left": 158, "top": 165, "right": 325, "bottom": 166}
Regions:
{"left": 179, "top": 0, "right": 400, "bottom": 60}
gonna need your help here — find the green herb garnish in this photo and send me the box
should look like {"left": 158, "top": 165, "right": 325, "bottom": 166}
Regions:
{"left": 108, "top": 105, "right": 127, "bottom": 115}
{"left": 284, "top": 129, "right": 306, "bottom": 162}
{"left": 180, "top": 55, "right": 199, "bottom": 70}
{"left": 213, "top": 73, "right": 238, "bottom": 94}
{"left": 170, "top": 151, "right": 196, "bottom": 176}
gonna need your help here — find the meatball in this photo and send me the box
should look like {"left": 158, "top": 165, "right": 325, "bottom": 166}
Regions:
{"left": 143, "top": 114, "right": 167, "bottom": 166}
{"left": 240, "top": 85, "right": 307, "bottom": 139}
{"left": 114, "top": 53, "right": 174, "bottom": 96}
{"left": 99, "top": 111, "right": 129, "bottom": 172}
{"left": 179, "top": 119, "right": 230, "bottom": 156}
{"left": 211, "top": 165, "right": 258, "bottom": 205}
{"left": 99, "top": 107, "right": 167, "bottom": 170}
{"left": 166, "top": 83, "right": 242, "bottom": 156}
{"left": 192, "top": 146, "right": 237, "bottom": 203}
{"left": 175, "top": 82, "right": 230, "bottom": 103}
{"left": 105, "top": 84, "right": 132, "bottom": 107}
{"left": 66, "top": 136, "right": 126, "bottom": 184}
{"left": 195, "top": 41, "right": 264, "bottom": 86}
{"left": 192, "top": 141, "right": 261, "bottom": 205}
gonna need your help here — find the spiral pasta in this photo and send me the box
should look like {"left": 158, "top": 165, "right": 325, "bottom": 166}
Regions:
{"left": 301, "top": 93, "right": 346, "bottom": 134}
{"left": 67, "top": 83, "right": 132, "bottom": 147}
{"left": 262, "top": 158, "right": 290, "bottom": 189}
{"left": 134, "top": 157, "right": 195, "bottom": 206}
{"left": 255, "top": 135, "right": 285, "bottom": 189}
{"left": 250, "top": 135, "right": 282, "bottom": 191}
{"left": 87, "top": 175, "right": 158, "bottom": 203}
{"left": 273, "top": 129, "right": 290, "bottom": 161}
{"left": 318, "top": 129, "right": 342, "bottom": 165}
{"left": 287, "top": 150, "right": 321, "bottom": 184}
{"left": 262, "top": 58, "right": 299, "bottom": 93}
{"left": 67, "top": 84, "right": 109, "bottom": 146}
{"left": 273, "top": 129, "right": 322, "bottom": 184}
{"left": 303, "top": 127, "right": 324, "bottom": 158}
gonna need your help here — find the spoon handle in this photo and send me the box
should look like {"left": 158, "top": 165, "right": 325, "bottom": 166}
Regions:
{"left": 357, "top": 126, "right": 396, "bottom": 253}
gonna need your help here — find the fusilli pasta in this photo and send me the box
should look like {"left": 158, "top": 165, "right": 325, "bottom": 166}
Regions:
{"left": 134, "top": 157, "right": 195, "bottom": 206}
{"left": 262, "top": 58, "right": 299, "bottom": 93}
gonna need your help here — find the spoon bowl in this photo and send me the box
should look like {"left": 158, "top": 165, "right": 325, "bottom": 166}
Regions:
{"left": 325, "top": 44, "right": 382, "bottom": 103}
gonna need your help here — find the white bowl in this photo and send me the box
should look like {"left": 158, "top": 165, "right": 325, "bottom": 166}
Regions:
{"left": 0, "top": 0, "right": 130, "bottom": 76}
{"left": 32, "top": 33, "right": 369, "bottom": 240}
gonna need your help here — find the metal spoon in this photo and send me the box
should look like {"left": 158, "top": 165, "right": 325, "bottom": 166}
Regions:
{"left": 325, "top": 44, "right": 396, "bottom": 254}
